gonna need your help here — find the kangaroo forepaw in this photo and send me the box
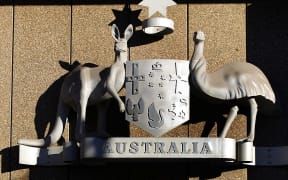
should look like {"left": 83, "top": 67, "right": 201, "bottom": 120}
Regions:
{"left": 120, "top": 102, "right": 125, "bottom": 112}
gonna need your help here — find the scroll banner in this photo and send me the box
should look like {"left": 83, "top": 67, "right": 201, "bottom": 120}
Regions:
{"left": 81, "top": 137, "right": 235, "bottom": 159}
{"left": 19, "top": 137, "right": 286, "bottom": 166}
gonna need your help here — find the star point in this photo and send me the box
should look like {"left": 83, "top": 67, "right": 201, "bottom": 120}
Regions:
{"left": 110, "top": 4, "right": 142, "bottom": 33}
{"left": 139, "top": 0, "right": 177, "bottom": 17}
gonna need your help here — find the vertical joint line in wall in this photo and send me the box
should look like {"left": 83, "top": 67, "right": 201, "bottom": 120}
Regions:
{"left": 69, "top": 1, "right": 73, "bottom": 65}
{"left": 68, "top": 0, "right": 73, "bottom": 150}
{"left": 186, "top": 1, "right": 190, "bottom": 138}
{"left": 9, "top": 1, "right": 15, "bottom": 179}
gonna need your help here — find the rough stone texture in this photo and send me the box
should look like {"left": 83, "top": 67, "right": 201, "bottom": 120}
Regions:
{"left": 72, "top": 5, "right": 117, "bottom": 67}
{"left": 188, "top": 4, "right": 247, "bottom": 179}
{"left": 130, "top": 4, "right": 188, "bottom": 137}
{"left": 0, "top": 3, "right": 12, "bottom": 180}
{"left": 11, "top": 4, "right": 70, "bottom": 179}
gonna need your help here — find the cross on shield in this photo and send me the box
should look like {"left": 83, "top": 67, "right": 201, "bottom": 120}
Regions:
{"left": 125, "top": 60, "right": 190, "bottom": 137}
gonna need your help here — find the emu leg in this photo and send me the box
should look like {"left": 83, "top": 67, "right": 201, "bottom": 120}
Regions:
{"left": 247, "top": 98, "right": 257, "bottom": 142}
{"left": 220, "top": 106, "right": 239, "bottom": 138}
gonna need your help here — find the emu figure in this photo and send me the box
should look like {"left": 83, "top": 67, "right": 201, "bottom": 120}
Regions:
{"left": 190, "top": 31, "right": 276, "bottom": 142}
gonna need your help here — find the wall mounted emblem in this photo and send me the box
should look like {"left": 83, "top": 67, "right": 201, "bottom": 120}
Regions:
{"left": 139, "top": 0, "right": 176, "bottom": 35}
{"left": 125, "top": 60, "right": 190, "bottom": 137}
{"left": 15, "top": 11, "right": 285, "bottom": 168}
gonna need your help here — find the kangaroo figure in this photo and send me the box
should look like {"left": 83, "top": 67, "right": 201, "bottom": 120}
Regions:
{"left": 18, "top": 24, "right": 133, "bottom": 147}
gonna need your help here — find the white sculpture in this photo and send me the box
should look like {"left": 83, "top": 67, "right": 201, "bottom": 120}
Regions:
{"left": 18, "top": 24, "right": 133, "bottom": 147}
{"left": 190, "top": 31, "right": 276, "bottom": 142}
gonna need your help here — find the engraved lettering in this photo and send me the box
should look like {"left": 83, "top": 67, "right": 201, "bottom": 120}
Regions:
{"left": 141, "top": 142, "right": 153, "bottom": 153}
{"left": 192, "top": 142, "right": 198, "bottom": 153}
{"left": 167, "top": 142, "right": 179, "bottom": 154}
{"left": 181, "top": 142, "right": 191, "bottom": 154}
{"left": 129, "top": 141, "right": 139, "bottom": 154}
{"left": 154, "top": 142, "right": 165, "bottom": 154}
{"left": 200, "top": 142, "right": 212, "bottom": 154}
{"left": 102, "top": 143, "right": 114, "bottom": 153}
{"left": 116, "top": 142, "right": 126, "bottom": 154}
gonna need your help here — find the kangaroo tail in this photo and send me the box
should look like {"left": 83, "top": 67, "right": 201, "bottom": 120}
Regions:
{"left": 18, "top": 101, "right": 69, "bottom": 147}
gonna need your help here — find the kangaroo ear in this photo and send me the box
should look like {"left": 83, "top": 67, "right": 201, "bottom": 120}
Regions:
{"left": 124, "top": 24, "right": 133, "bottom": 41}
{"left": 112, "top": 24, "right": 120, "bottom": 42}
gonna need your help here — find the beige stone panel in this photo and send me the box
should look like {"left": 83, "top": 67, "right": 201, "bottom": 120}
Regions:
{"left": 130, "top": 4, "right": 188, "bottom": 137}
{"left": 72, "top": 5, "right": 121, "bottom": 67}
{"left": 0, "top": 4, "right": 12, "bottom": 180}
{"left": 12, "top": 5, "right": 70, "bottom": 179}
{"left": 188, "top": 3, "right": 247, "bottom": 180}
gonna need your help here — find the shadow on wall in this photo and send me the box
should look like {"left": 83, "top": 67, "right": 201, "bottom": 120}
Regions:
{"left": 109, "top": 3, "right": 164, "bottom": 47}
{"left": 246, "top": 2, "right": 288, "bottom": 180}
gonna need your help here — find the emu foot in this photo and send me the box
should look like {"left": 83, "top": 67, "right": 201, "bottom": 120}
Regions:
{"left": 238, "top": 136, "right": 254, "bottom": 143}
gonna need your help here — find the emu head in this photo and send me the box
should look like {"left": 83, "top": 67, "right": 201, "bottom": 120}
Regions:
{"left": 111, "top": 24, "right": 133, "bottom": 63}
{"left": 193, "top": 31, "right": 205, "bottom": 43}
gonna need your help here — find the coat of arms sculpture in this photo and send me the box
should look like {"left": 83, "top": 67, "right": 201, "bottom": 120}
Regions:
{"left": 16, "top": 4, "right": 286, "bottom": 166}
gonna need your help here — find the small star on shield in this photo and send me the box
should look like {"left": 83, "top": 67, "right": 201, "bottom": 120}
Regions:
{"left": 160, "top": 75, "right": 166, "bottom": 81}
{"left": 158, "top": 94, "right": 164, "bottom": 100}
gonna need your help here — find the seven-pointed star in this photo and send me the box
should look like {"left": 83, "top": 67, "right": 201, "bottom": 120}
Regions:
{"left": 110, "top": 4, "right": 142, "bottom": 32}
{"left": 139, "top": 0, "right": 176, "bottom": 17}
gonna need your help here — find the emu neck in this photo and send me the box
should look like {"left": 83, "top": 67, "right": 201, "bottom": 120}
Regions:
{"left": 191, "top": 41, "right": 204, "bottom": 68}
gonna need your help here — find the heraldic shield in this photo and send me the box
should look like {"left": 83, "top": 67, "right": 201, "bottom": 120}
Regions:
{"left": 125, "top": 60, "right": 190, "bottom": 137}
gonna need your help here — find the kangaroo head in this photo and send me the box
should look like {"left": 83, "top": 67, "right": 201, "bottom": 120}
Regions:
{"left": 112, "top": 24, "right": 133, "bottom": 60}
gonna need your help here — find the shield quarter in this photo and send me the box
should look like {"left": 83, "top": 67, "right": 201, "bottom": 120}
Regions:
{"left": 125, "top": 60, "right": 190, "bottom": 137}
